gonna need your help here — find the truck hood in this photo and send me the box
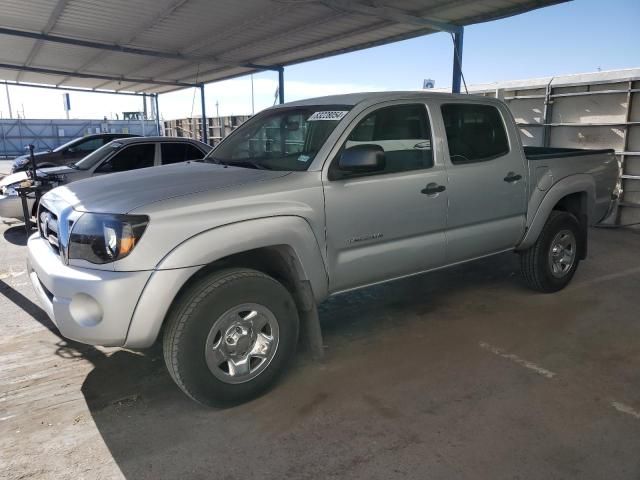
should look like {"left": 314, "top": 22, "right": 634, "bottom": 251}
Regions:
{"left": 49, "top": 162, "right": 290, "bottom": 214}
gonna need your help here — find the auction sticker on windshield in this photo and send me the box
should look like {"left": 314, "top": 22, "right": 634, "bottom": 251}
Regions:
{"left": 307, "top": 111, "right": 349, "bottom": 121}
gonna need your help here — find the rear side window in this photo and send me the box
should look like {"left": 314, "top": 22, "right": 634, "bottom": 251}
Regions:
{"left": 95, "top": 143, "right": 155, "bottom": 173}
{"left": 441, "top": 104, "right": 509, "bottom": 164}
{"left": 161, "top": 143, "right": 204, "bottom": 165}
{"left": 334, "top": 104, "right": 433, "bottom": 178}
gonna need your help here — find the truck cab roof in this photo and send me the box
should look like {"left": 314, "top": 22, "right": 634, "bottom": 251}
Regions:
{"left": 278, "top": 91, "right": 504, "bottom": 109}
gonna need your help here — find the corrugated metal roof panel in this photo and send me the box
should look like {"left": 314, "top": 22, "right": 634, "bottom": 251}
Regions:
{"left": 0, "top": 0, "right": 569, "bottom": 93}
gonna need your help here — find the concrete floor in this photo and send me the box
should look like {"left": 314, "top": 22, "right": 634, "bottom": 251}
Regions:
{"left": 1, "top": 222, "right": 639, "bottom": 479}
{"left": 0, "top": 160, "right": 13, "bottom": 176}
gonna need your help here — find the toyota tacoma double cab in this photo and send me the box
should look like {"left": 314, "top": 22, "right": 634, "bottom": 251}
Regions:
{"left": 27, "top": 92, "right": 618, "bottom": 406}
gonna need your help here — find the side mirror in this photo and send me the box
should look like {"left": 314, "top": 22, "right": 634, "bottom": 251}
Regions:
{"left": 338, "top": 144, "right": 385, "bottom": 172}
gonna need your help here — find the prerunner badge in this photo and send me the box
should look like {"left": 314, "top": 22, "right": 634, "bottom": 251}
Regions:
{"left": 307, "top": 111, "right": 349, "bottom": 121}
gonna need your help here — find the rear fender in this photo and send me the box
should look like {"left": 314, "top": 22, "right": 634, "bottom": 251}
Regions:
{"left": 517, "top": 174, "right": 595, "bottom": 251}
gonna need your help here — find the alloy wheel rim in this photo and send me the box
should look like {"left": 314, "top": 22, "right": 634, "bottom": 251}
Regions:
{"left": 548, "top": 229, "right": 576, "bottom": 278}
{"left": 204, "top": 303, "right": 279, "bottom": 384}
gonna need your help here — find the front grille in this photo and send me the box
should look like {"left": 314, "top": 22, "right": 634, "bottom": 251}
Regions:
{"left": 38, "top": 205, "right": 60, "bottom": 255}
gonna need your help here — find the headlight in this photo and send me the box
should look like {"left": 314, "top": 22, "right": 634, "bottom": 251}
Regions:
{"left": 68, "top": 213, "right": 149, "bottom": 264}
{"left": 1, "top": 180, "right": 29, "bottom": 196}
{"left": 1, "top": 184, "right": 16, "bottom": 196}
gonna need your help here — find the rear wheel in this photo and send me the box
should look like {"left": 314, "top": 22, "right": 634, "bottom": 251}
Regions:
{"left": 520, "top": 210, "right": 582, "bottom": 293}
{"left": 163, "top": 268, "right": 299, "bottom": 407}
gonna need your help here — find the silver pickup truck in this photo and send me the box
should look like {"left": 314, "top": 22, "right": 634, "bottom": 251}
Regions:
{"left": 27, "top": 92, "right": 618, "bottom": 406}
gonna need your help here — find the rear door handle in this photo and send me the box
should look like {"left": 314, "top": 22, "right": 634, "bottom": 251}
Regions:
{"left": 421, "top": 183, "right": 446, "bottom": 195}
{"left": 504, "top": 172, "right": 522, "bottom": 183}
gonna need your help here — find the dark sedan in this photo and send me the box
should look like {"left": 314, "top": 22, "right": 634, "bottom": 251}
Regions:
{"left": 11, "top": 133, "right": 138, "bottom": 173}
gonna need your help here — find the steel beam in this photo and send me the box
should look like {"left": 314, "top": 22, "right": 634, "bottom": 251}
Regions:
{"left": 319, "top": 0, "right": 462, "bottom": 34}
{"left": 200, "top": 84, "right": 208, "bottom": 144}
{"left": 0, "top": 63, "right": 196, "bottom": 89}
{"left": 278, "top": 67, "right": 285, "bottom": 104}
{"left": 451, "top": 28, "right": 464, "bottom": 94}
{"left": 0, "top": 27, "right": 275, "bottom": 71}
{"left": 1, "top": 80, "right": 146, "bottom": 97}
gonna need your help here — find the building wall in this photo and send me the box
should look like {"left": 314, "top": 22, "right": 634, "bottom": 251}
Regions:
{"left": 464, "top": 68, "right": 640, "bottom": 226}
{"left": 164, "top": 115, "right": 251, "bottom": 147}
{"left": 0, "top": 118, "right": 159, "bottom": 158}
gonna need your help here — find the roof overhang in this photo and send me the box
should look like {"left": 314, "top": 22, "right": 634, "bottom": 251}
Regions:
{"left": 0, "top": 0, "right": 570, "bottom": 95}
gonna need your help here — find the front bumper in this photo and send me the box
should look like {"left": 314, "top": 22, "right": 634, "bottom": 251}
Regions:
{"left": 0, "top": 194, "right": 32, "bottom": 220}
{"left": 27, "top": 234, "right": 152, "bottom": 346}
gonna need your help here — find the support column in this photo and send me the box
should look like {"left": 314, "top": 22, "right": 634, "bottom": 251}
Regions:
{"left": 142, "top": 92, "right": 147, "bottom": 119}
{"left": 451, "top": 28, "right": 464, "bottom": 94}
{"left": 199, "top": 83, "right": 208, "bottom": 144}
{"left": 542, "top": 80, "right": 554, "bottom": 147}
{"left": 278, "top": 67, "right": 285, "bottom": 104}
{"left": 5, "top": 82, "right": 13, "bottom": 118}
{"left": 154, "top": 94, "right": 161, "bottom": 136}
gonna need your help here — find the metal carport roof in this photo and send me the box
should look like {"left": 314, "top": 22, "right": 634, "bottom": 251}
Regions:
{"left": 0, "top": 0, "right": 568, "bottom": 95}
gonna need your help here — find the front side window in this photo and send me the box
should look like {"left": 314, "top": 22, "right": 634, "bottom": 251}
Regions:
{"left": 331, "top": 104, "right": 433, "bottom": 178}
{"left": 74, "top": 142, "right": 123, "bottom": 170}
{"left": 204, "top": 105, "right": 351, "bottom": 171}
{"left": 441, "top": 103, "right": 509, "bottom": 164}
{"left": 95, "top": 143, "right": 155, "bottom": 173}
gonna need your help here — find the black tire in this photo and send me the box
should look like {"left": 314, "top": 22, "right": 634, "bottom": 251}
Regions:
{"left": 520, "top": 210, "right": 582, "bottom": 293}
{"left": 163, "top": 268, "right": 299, "bottom": 407}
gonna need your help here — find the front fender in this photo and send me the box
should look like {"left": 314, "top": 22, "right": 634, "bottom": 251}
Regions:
{"left": 517, "top": 174, "right": 595, "bottom": 251}
{"left": 124, "top": 216, "right": 328, "bottom": 348}
{"left": 157, "top": 216, "right": 327, "bottom": 294}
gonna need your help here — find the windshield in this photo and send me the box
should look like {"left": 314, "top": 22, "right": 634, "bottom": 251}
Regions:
{"left": 203, "top": 105, "right": 351, "bottom": 171}
{"left": 73, "top": 141, "right": 124, "bottom": 170}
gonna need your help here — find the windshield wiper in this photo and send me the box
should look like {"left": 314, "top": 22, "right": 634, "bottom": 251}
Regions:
{"left": 209, "top": 158, "right": 270, "bottom": 170}
{"left": 66, "top": 162, "right": 79, "bottom": 169}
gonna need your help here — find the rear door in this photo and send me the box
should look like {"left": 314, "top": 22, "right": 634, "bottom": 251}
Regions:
{"left": 323, "top": 102, "right": 448, "bottom": 292}
{"left": 437, "top": 101, "right": 527, "bottom": 263}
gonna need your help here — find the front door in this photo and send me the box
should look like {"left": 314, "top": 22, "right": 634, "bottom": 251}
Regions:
{"left": 323, "top": 102, "right": 448, "bottom": 292}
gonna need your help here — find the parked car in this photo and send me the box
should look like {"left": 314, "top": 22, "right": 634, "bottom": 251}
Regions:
{"left": 27, "top": 92, "right": 618, "bottom": 406}
{"left": 10, "top": 133, "right": 138, "bottom": 173}
{"left": 0, "top": 137, "right": 210, "bottom": 221}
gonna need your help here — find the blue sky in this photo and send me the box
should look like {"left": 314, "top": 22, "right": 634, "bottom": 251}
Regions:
{"left": 280, "top": 0, "right": 640, "bottom": 89}
{"left": 2, "top": 0, "right": 639, "bottom": 120}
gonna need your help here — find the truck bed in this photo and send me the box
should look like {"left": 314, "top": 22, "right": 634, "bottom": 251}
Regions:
{"left": 524, "top": 146, "right": 615, "bottom": 160}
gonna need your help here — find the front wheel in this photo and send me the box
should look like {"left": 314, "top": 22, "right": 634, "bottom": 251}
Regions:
{"left": 520, "top": 210, "right": 582, "bottom": 293}
{"left": 163, "top": 268, "right": 299, "bottom": 407}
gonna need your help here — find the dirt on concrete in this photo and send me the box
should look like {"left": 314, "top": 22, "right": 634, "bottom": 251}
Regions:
{"left": 1, "top": 223, "right": 639, "bottom": 479}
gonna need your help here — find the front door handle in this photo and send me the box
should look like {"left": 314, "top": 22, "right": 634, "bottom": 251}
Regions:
{"left": 421, "top": 183, "right": 446, "bottom": 195}
{"left": 504, "top": 172, "right": 522, "bottom": 183}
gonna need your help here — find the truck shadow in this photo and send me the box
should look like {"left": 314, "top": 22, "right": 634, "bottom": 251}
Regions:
{"left": 3, "top": 224, "right": 29, "bottom": 246}
{"left": 79, "top": 252, "right": 522, "bottom": 479}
